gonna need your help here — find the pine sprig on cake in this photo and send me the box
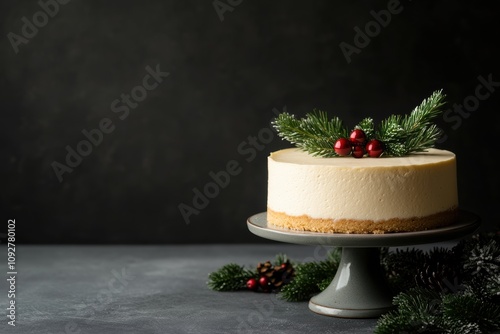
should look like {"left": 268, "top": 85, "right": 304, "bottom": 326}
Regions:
{"left": 272, "top": 110, "right": 348, "bottom": 157}
{"left": 272, "top": 90, "right": 447, "bottom": 158}
{"left": 376, "top": 90, "right": 446, "bottom": 156}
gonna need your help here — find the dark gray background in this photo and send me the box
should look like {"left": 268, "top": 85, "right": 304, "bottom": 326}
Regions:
{"left": 1, "top": 0, "right": 499, "bottom": 244}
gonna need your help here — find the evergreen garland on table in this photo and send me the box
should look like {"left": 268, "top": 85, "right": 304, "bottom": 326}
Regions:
{"left": 279, "top": 247, "right": 341, "bottom": 302}
{"left": 207, "top": 263, "right": 255, "bottom": 292}
{"left": 207, "top": 253, "right": 295, "bottom": 293}
{"left": 207, "top": 230, "right": 500, "bottom": 333}
{"left": 376, "top": 231, "right": 500, "bottom": 333}
{"left": 272, "top": 90, "right": 446, "bottom": 158}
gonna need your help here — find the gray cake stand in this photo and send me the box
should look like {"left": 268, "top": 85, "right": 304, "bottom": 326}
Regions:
{"left": 247, "top": 210, "right": 480, "bottom": 319}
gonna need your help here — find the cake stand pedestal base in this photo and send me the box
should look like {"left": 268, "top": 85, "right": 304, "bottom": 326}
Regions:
{"left": 309, "top": 247, "right": 393, "bottom": 318}
{"left": 247, "top": 211, "right": 480, "bottom": 319}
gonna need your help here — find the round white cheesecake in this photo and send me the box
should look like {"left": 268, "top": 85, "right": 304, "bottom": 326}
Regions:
{"left": 267, "top": 148, "right": 459, "bottom": 233}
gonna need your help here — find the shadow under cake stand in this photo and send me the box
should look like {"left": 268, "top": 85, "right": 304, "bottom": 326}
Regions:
{"left": 247, "top": 211, "right": 480, "bottom": 319}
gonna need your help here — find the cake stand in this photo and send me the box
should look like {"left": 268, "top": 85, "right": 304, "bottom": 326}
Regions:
{"left": 247, "top": 210, "right": 480, "bottom": 319}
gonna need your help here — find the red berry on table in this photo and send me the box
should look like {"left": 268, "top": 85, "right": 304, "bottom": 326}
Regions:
{"left": 334, "top": 138, "right": 352, "bottom": 156}
{"left": 352, "top": 145, "right": 365, "bottom": 158}
{"left": 349, "top": 129, "right": 367, "bottom": 146}
{"left": 366, "top": 139, "right": 384, "bottom": 158}
{"left": 246, "top": 278, "right": 258, "bottom": 290}
{"left": 258, "top": 276, "right": 269, "bottom": 288}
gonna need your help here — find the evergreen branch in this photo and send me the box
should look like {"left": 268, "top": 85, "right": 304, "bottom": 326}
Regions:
{"left": 381, "top": 248, "right": 427, "bottom": 292}
{"left": 377, "top": 89, "right": 447, "bottom": 156}
{"left": 375, "top": 288, "right": 443, "bottom": 334}
{"left": 207, "top": 264, "right": 255, "bottom": 291}
{"left": 375, "top": 287, "right": 500, "bottom": 334}
{"left": 273, "top": 90, "right": 447, "bottom": 157}
{"left": 376, "top": 231, "right": 500, "bottom": 333}
{"left": 463, "top": 239, "right": 500, "bottom": 277}
{"left": 272, "top": 110, "right": 348, "bottom": 157}
{"left": 392, "top": 287, "right": 441, "bottom": 317}
{"left": 278, "top": 248, "right": 341, "bottom": 301}
{"left": 355, "top": 117, "right": 375, "bottom": 140}
{"left": 278, "top": 260, "right": 337, "bottom": 302}
{"left": 273, "top": 253, "right": 291, "bottom": 266}
{"left": 442, "top": 293, "right": 500, "bottom": 332}
{"left": 404, "top": 89, "right": 447, "bottom": 133}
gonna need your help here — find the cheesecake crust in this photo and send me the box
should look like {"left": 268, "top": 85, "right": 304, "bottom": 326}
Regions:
{"left": 267, "top": 208, "right": 459, "bottom": 234}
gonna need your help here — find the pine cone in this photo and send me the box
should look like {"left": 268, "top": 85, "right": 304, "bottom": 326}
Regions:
{"left": 271, "top": 260, "right": 295, "bottom": 288}
{"left": 257, "top": 261, "right": 274, "bottom": 277}
{"left": 415, "top": 248, "right": 462, "bottom": 293}
{"left": 256, "top": 260, "right": 295, "bottom": 291}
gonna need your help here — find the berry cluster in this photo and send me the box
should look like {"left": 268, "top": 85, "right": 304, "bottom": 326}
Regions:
{"left": 245, "top": 276, "right": 269, "bottom": 292}
{"left": 334, "top": 129, "right": 384, "bottom": 158}
{"left": 246, "top": 261, "right": 294, "bottom": 293}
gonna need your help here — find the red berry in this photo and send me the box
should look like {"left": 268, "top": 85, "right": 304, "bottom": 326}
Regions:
{"left": 258, "top": 276, "right": 269, "bottom": 288}
{"left": 334, "top": 138, "right": 352, "bottom": 156}
{"left": 352, "top": 145, "right": 365, "bottom": 158}
{"left": 246, "top": 278, "right": 258, "bottom": 290}
{"left": 349, "top": 129, "right": 367, "bottom": 146}
{"left": 366, "top": 139, "right": 384, "bottom": 158}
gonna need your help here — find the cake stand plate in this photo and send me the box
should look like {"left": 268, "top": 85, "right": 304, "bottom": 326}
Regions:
{"left": 247, "top": 210, "right": 480, "bottom": 319}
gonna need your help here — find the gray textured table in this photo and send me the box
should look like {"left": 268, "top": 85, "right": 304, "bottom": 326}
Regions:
{"left": 0, "top": 243, "right": 452, "bottom": 334}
